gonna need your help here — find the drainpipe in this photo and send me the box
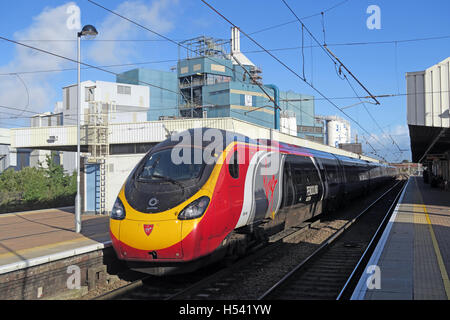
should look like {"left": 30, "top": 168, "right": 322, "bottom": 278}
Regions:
{"left": 265, "top": 84, "right": 280, "bottom": 130}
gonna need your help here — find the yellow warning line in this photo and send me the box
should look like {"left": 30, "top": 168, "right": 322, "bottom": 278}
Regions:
{"left": 0, "top": 232, "right": 110, "bottom": 259}
{"left": 421, "top": 203, "right": 450, "bottom": 299}
{"left": 414, "top": 178, "right": 450, "bottom": 299}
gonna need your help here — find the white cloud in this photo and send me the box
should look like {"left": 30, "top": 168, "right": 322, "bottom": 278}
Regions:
{"left": 0, "top": 2, "right": 79, "bottom": 120}
{"left": 87, "top": 0, "right": 178, "bottom": 65}
{"left": 0, "top": 0, "right": 178, "bottom": 126}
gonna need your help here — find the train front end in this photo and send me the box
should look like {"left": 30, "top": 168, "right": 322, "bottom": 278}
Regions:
{"left": 109, "top": 133, "right": 224, "bottom": 274}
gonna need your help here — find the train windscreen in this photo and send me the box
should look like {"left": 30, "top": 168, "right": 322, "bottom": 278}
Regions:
{"left": 137, "top": 149, "right": 204, "bottom": 182}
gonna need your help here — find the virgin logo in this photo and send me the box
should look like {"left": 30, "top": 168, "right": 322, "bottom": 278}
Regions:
{"left": 143, "top": 224, "right": 154, "bottom": 236}
{"left": 263, "top": 174, "right": 278, "bottom": 213}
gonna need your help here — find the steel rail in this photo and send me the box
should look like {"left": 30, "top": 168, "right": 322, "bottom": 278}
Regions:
{"left": 336, "top": 179, "right": 407, "bottom": 300}
{"left": 258, "top": 180, "right": 403, "bottom": 300}
{"left": 94, "top": 219, "right": 319, "bottom": 300}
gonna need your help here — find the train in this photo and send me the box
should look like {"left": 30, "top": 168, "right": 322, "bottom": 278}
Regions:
{"left": 109, "top": 128, "right": 397, "bottom": 274}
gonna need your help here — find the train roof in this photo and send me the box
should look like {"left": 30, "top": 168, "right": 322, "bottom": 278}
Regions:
{"left": 156, "top": 128, "right": 387, "bottom": 166}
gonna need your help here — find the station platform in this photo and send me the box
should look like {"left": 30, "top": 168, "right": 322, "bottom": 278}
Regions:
{"left": 0, "top": 207, "right": 110, "bottom": 274}
{"left": 0, "top": 207, "right": 111, "bottom": 299}
{"left": 352, "top": 176, "right": 450, "bottom": 300}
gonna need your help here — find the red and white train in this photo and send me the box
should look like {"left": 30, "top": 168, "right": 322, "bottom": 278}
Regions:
{"left": 110, "top": 129, "right": 397, "bottom": 274}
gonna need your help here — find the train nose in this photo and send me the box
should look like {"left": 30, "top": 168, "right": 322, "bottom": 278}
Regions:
{"left": 112, "top": 218, "right": 184, "bottom": 260}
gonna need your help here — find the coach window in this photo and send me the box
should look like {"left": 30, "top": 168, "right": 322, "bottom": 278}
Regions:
{"left": 229, "top": 150, "right": 239, "bottom": 179}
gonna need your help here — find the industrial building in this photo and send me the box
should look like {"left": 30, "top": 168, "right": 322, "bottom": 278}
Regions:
{"left": 3, "top": 28, "right": 341, "bottom": 215}
{"left": 116, "top": 68, "right": 178, "bottom": 121}
{"left": 316, "top": 115, "right": 351, "bottom": 147}
{"left": 0, "top": 128, "right": 35, "bottom": 172}
{"left": 10, "top": 117, "right": 377, "bottom": 215}
{"left": 406, "top": 57, "right": 450, "bottom": 188}
{"left": 117, "top": 28, "right": 324, "bottom": 143}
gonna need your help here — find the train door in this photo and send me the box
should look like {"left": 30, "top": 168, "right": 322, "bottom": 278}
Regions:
{"left": 282, "top": 161, "right": 295, "bottom": 208}
{"left": 252, "top": 152, "right": 283, "bottom": 223}
{"left": 334, "top": 157, "right": 347, "bottom": 198}
{"left": 85, "top": 163, "right": 100, "bottom": 214}
{"left": 312, "top": 157, "right": 327, "bottom": 202}
{"left": 228, "top": 148, "right": 244, "bottom": 222}
{"left": 210, "top": 147, "right": 243, "bottom": 238}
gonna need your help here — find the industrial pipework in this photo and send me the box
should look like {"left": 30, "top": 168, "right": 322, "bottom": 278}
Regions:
{"left": 265, "top": 84, "right": 280, "bottom": 130}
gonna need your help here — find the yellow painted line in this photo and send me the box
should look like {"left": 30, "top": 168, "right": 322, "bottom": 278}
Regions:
{"left": 0, "top": 207, "right": 74, "bottom": 219}
{"left": 230, "top": 104, "right": 274, "bottom": 115}
{"left": 414, "top": 178, "right": 450, "bottom": 299}
{"left": 230, "top": 89, "right": 274, "bottom": 99}
{"left": 0, "top": 232, "right": 110, "bottom": 259}
{"left": 421, "top": 203, "right": 450, "bottom": 299}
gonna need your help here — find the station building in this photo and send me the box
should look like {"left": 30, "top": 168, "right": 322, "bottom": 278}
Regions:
{"left": 406, "top": 57, "right": 450, "bottom": 188}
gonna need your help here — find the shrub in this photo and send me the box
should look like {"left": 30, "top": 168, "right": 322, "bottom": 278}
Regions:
{"left": 0, "top": 153, "right": 76, "bottom": 213}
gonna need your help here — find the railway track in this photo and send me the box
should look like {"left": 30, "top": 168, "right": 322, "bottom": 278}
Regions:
{"left": 95, "top": 218, "right": 321, "bottom": 300}
{"left": 94, "top": 180, "right": 405, "bottom": 300}
{"left": 259, "top": 179, "right": 406, "bottom": 300}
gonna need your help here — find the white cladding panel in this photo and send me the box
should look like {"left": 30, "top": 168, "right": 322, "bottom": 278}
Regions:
{"left": 62, "top": 151, "right": 77, "bottom": 174}
{"left": 407, "top": 57, "right": 450, "bottom": 128}
{"left": 109, "top": 122, "right": 166, "bottom": 144}
{"left": 406, "top": 71, "right": 426, "bottom": 126}
{"left": 280, "top": 115, "right": 297, "bottom": 136}
{"left": 0, "top": 128, "right": 10, "bottom": 145}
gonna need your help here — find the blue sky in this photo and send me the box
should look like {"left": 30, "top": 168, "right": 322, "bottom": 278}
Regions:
{"left": 1, "top": 0, "right": 449, "bottom": 162}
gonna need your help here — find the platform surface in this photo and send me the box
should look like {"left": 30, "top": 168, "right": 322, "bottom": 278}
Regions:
{"left": 352, "top": 176, "right": 450, "bottom": 300}
{"left": 0, "top": 207, "right": 110, "bottom": 274}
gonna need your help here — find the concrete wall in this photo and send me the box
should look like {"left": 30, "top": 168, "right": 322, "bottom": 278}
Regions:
{"left": 63, "top": 80, "right": 149, "bottom": 126}
{"left": 105, "top": 153, "right": 146, "bottom": 211}
{"left": 62, "top": 151, "right": 76, "bottom": 175}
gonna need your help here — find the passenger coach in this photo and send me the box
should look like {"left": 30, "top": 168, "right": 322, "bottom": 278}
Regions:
{"left": 109, "top": 128, "right": 397, "bottom": 274}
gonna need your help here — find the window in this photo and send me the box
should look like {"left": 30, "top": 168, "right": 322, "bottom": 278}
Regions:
{"left": 206, "top": 74, "right": 231, "bottom": 85}
{"left": 117, "top": 85, "right": 131, "bottom": 95}
{"left": 228, "top": 150, "right": 239, "bottom": 179}
{"left": 209, "top": 89, "right": 228, "bottom": 96}
{"left": 110, "top": 143, "right": 156, "bottom": 155}
{"left": 138, "top": 149, "right": 204, "bottom": 181}
{"left": 286, "top": 155, "right": 321, "bottom": 205}
{"left": 85, "top": 87, "right": 95, "bottom": 102}
{"left": 65, "top": 88, "right": 70, "bottom": 110}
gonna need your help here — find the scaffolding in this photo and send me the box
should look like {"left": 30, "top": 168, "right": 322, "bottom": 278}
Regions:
{"left": 179, "top": 36, "right": 229, "bottom": 60}
{"left": 84, "top": 100, "right": 114, "bottom": 215}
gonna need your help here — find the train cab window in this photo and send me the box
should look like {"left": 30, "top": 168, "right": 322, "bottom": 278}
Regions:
{"left": 229, "top": 150, "right": 239, "bottom": 179}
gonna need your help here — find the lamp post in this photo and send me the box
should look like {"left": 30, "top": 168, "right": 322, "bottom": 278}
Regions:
{"left": 75, "top": 25, "right": 98, "bottom": 233}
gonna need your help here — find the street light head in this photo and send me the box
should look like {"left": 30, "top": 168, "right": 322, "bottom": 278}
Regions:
{"left": 79, "top": 25, "right": 98, "bottom": 39}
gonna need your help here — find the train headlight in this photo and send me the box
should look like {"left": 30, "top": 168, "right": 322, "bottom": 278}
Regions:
{"left": 111, "top": 197, "right": 126, "bottom": 220}
{"left": 178, "top": 196, "right": 210, "bottom": 220}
